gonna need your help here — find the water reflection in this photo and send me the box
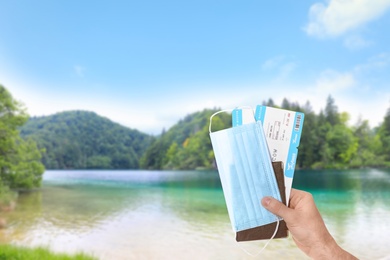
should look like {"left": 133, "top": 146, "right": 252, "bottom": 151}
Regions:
{"left": 293, "top": 168, "right": 390, "bottom": 259}
{"left": 0, "top": 169, "right": 389, "bottom": 259}
{"left": 294, "top": 168, "right": 390, "bottom": 209}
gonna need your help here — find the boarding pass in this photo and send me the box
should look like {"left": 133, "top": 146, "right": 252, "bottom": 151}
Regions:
{"left": 232, "top": 106, "right": 305, "bottom": 205}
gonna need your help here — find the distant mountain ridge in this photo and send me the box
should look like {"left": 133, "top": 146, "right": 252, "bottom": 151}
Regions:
{"left": 20, "top": 96, "right": 390, "bottom": 170}
{"left": 20, "top": 109, "right": 230, "bottom": 170}
{"left": 20, "top": 110, "right": 154, "bottom": 169}
{"left": 20, "top": 97, "right": 390, "bottom": 170}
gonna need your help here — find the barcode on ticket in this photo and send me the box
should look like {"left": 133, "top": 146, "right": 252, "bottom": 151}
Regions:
{"left": 295, "top": 114, "right": 302, "bottom": 131}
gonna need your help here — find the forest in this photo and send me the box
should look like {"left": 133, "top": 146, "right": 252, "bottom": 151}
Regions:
{"left": 19, "top": 96, "right": 390, "bottom": 171}
{"left": 140, "top": 96, "right": 390, "bottom": 170}
{"left": 20, "top": 111, "right": 154, "bottom": 169}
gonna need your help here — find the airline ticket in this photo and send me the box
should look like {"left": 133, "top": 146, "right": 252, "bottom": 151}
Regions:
{"left": 232, "top": 106, "right": 305, "bottom": 205}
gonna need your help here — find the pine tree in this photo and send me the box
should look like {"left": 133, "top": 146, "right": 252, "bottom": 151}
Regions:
{"left": 324, "top": 95, "right": 340, "bottom": 126}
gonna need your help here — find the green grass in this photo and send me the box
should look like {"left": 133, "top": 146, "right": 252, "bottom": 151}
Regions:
{"left": 0, "top": 244, "right": 97, "bottom": 260}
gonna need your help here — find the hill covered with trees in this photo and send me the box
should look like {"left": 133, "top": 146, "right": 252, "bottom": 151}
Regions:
{"left": 19, "top": 97, "right": 390, "bottom": 171}
{"left": 142, "top": 96, "right": 390, "bottom": 170}
{"left": 20, "top": 111, "right": 154, "bottom": 169}
{"left": 140, "top": 108, "right": 231, "bottom": 170}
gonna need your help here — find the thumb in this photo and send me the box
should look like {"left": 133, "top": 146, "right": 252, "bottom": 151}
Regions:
{"left": 261, "top": 196, "right": 292, "bottom": 221}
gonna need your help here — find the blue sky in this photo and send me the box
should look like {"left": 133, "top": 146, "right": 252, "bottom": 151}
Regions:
{"left": 1, "top": 0, "right": 390, "bottom": 134}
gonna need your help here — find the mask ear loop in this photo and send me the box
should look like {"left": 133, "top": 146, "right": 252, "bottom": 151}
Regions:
{"left": 209, "top": 106, "right": 254, "bottom": 133}
{"left": 236, "top": 217, "right": 280, "bottom": 257}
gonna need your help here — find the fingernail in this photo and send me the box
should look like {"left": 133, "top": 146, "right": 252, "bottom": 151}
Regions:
{"left": 262, "top": 197, "right": 271, "bottom": 206}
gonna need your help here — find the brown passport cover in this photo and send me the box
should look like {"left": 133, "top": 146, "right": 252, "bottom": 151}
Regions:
{"left": 236, "top": 161, "right": 288, "bottom": 242}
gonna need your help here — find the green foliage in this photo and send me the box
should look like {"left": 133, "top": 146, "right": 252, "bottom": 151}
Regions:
{"left": 0, "top": 244, "right": 96, "bottom": 260}
{"left": 282, "top": 97, "right": 390, "bottom": 169}
{"left": 142, "top": 97, "right": 388, "bottom": 171}
{"left": 0, "top": 182, "right": 17, "bottom": 206}
{"left": 20, "top": 111, "right": 153, "bottom": 169}
{"left": 327, "top": 124, "right": 355, "bottom": 162}
{"left": 295, "top": 102, "right": 318, "bottom": 168}
{"left": 0, "top": 85, "right": 45, "bottom": 190}
{"left": 324, "top": 95, "right": 341, "bottom": 126}
{"left": 15, "top": 89, "right": 390, "bottom": 170}
{"left": 299, "top": 99, "right": 389, "bottom": 169}
{"left": 378, "top": 106, "right": 390, "bottom": 162}
{"left": 140, "top": 108, "right": 231, "bottom": 170}
{"left": 350, "top": 118, "right": 385, "bottom": 168}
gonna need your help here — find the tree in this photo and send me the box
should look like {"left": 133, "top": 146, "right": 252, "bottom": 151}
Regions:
{"left": 21, "top": 110, "right": 152, "bottom": 169}
{"left": 326, "top": 123, "right": 358, "bottom": 166}
{"left": 264, "top": 98, "right": 275, "bottom": 107}
{"left": 351, "top": 117, "right": 385, "bottom": 167}
{"left": 378, "top": 104, "right": 390, "bottom": 162}
{"left": 324, "top": 95, "right": 340, "bottom": 126}
{"left": 140, "top": 108, "right": 231, "bottom": 170}
{"left": 281, "top": 98, "right": 291, "bottom": 110}
{"left": 0, "top": 85, "right": 45, "bottom": 190}
{"left": 296, "top": 101, "right": 318, "bottom": 168}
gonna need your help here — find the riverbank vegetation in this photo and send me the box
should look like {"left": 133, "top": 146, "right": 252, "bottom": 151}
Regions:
{"left": 0, "top": 85, "right": 45, "bottom": 209}
{"left": 0, "top": 244, "right": 96, "bottom": 260}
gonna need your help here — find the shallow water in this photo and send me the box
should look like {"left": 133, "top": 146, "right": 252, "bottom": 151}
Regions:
{"left": 1, "top": 169, "right": 390, "bottom": 259}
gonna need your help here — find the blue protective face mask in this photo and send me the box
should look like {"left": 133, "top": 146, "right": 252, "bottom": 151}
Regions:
{"left": 209, "top": 109, "right": 282, "bottom": 253}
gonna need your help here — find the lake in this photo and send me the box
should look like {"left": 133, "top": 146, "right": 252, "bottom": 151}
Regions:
{"left": 1, "top": 169, "right": 390, "bottom": 259}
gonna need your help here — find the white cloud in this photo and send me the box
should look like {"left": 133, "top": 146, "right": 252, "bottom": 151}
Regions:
{"left": 243, "top": 80, "right": 388, "bottom": 128}
{"left": 304, "top": 55, "right": 390, "bottom": 127}
{"left": 331, "top": 91, "right": 389, "bottom": 127}
{"left": 304, "top": 0, "right": 390, "bottom": 38}
{"left": 315, "top": 69, "right": 355, "bottom": 92}
{"left": 2, "top": 53, "right": 388, "bottom": 135}
{"left": 251, "top": 54, "right": 390, "bottom": 127}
